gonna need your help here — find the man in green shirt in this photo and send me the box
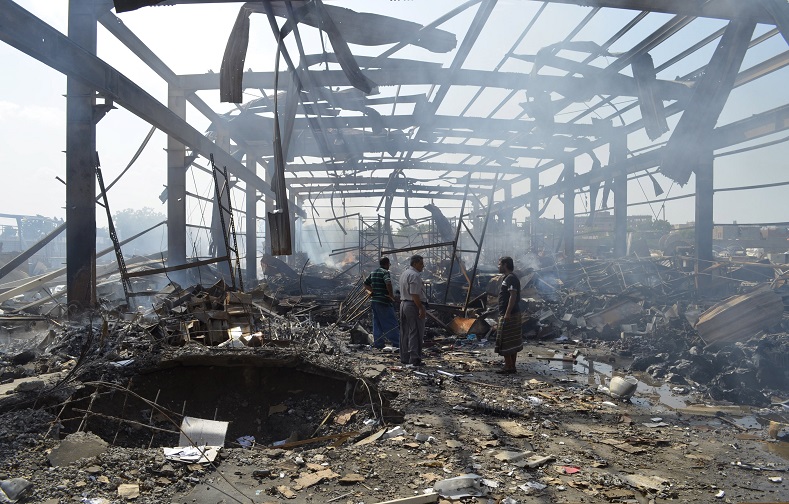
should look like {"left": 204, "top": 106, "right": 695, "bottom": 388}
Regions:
{"left": 364, "top": 257, "right": 400, "bottom": 349}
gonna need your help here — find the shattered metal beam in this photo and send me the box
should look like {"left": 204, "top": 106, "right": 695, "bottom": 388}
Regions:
{"left": 660, "top": 17, "right": 757, "bottom": 185}
{"left": 0, "top": 0, "right": 275, "bottom": 199}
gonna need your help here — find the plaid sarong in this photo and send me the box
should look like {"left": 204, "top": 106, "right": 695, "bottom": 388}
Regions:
{"left": 495, "top": 312, "right": 523, "bottom": 356}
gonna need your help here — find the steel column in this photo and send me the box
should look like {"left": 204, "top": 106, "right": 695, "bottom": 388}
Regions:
{"left": 612, "top": 135, "right": 628, "bottom": 257}
{"left": 562, "top": 159, "right": 575, "bottom": 263}
{"left": 245, "top": 155, "right": 257, "bottom": 283}
{"left": 529, "top": 173, "right": 540, "bottom": 254}
{"left": 167, "top": 85, "right": 187, "bottom": 275}
{"left": 66, "top": 0, "right": 98, "bottom": 311}
{"left": 695, "top": 149, "right": 714, "bottom": 293}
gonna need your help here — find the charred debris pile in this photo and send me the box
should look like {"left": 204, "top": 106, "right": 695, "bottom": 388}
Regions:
{"left": 1, "top": 254, "right": 789, "bottom": 415}
{"left": 522, "top": 256, "right": 789, "bottom": 407}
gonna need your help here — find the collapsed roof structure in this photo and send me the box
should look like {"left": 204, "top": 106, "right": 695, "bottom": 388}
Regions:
{"left": 0, "top": 0, "right": 788, "bottom": 308}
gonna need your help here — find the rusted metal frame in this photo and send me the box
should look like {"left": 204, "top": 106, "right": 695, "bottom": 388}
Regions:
{"left": 461, "top": 173, "right": 500, "bottom": 315}
{"left": 660, "top": 17, "right": 757, "bottom": 185}
{"left": 210, "top": 158, "right": 243, "bottom": 290}
{"left": 0, "top": 222, "right": 66, "bottom": 282}
{"left": 96, "top": 166, "right": 134, "bottom": 303}
{"left": 443, "top": 175, "right": 473, "bottom": 303}
{"left": 259, "top": 3, "right": 349, "bottom": 170}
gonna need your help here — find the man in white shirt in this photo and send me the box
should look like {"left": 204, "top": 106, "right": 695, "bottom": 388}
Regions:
{"left": 398, "top": 254, "right": 426, "bottom": 366}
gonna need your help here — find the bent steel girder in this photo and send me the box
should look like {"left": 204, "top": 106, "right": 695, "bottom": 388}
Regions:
{"left": 0, "top": 0, "right": 275, "bottom": 199}
{"left": 660, "top": 18, "right": 757, "bottom": 185}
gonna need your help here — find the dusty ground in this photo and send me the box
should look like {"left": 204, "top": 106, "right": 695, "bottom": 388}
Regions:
{"left": 1, "top": 329, "right": 788, "bottom": 504}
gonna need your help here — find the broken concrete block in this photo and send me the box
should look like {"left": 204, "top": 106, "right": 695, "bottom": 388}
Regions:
{"left": 47, "top": 432, "right": 108, "bottom": 467}
{"left": 433, "top": 473, "right": 485, "bottom": 499}
{"left": 276, "top": 485, "right": 296, "bottom": 499}
{"left": 493, "top": 450, "right": 534, "bottom": 463}
{"left": 0, "top": 478, "right": 32, "bottom": 502}
{"left": 292, "top": 468, "right": 339, "bottom": 489}
{"left": 117, "top": 483, "right": 140, "bottom": 500}
{"left": 338, "top": 473, "right": 365, "bottom": 485}
{"left": 523, "top": 454, "right": 555, "bottom": 468}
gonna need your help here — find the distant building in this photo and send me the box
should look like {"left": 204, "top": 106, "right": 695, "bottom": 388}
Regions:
{"left": 713, "top": 224, "right": 762, "bottom": 241}
{"left": 575, "top": 211, "right": 653, "bottom": 235}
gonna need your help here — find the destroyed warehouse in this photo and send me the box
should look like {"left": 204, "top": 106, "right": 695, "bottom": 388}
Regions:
{"left": 2, "top": 0, "right": 789, "bottom": 503}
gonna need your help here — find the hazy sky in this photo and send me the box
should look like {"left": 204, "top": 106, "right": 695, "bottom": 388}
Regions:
{"left": 1, "top": 0, "right": 788, "bottom": 236}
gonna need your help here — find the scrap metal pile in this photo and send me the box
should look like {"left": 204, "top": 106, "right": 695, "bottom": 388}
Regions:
{"left": 520, "top": 256, "right": 789, "bottom": 407}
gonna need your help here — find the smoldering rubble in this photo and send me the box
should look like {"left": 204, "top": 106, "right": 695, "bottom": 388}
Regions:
{"left": 0, "top": 256, "right": 788, "bottom": 503}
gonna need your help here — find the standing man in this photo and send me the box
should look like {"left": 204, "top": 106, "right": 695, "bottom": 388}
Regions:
{"left": 399, "top": 254, "right": 427, "bottom": 367}
{"left": 364, "top": 257, "right": 400, "bottom": 349}
{"left": 495, "top": 256, "right": 523, "bottom": 374}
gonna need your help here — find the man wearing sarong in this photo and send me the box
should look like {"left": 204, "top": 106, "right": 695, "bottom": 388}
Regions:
{"left": 495, "top": 256, "right": 522, "bottom": 374}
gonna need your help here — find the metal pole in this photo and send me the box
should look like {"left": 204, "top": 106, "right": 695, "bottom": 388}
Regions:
{"left": 695, "top": 148, "right": 714, "bottom": 293}
{"left": 612, "top": 134, "right": 628, "bottom": 257}
{"left": 562, "top": 159, "right": 575, "bottom": 263}
{"left": 167, "top": 84, "right": 187, "bottom": 279}
{"left": 529, "top": 173, "right": 539, "bottom": 254}
{"left": 246, "top": 155, "right": 258, "bottom": 284}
